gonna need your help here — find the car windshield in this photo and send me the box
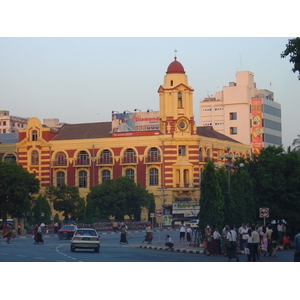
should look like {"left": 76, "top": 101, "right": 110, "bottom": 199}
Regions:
{"left": 61, "top": 226, "right": 76, "bottom": 230}
{"left": 75, "top": 230, "right": 97, "bottom": 236}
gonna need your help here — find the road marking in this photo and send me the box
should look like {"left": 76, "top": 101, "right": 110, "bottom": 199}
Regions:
{"left": 17, "top": 255, "right": 27, "bottom": 257}
{"left": 0, "top": 252, "right": 9, "bottom": 255}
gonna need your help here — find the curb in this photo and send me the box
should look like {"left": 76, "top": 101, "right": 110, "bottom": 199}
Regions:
{"left": 139, "top": 244, "right": 203, "bottom": 254}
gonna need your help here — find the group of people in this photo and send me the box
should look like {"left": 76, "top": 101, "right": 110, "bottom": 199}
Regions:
{"left": 202, "top": 221, "right": 295, "bottom": 262}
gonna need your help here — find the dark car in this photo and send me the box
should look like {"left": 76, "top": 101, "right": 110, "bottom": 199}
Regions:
{"left": 58, "top": 225, "right": 78, "bottom": 239}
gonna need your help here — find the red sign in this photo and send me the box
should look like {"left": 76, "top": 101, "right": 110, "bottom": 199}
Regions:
{"left": 155, "top": 209, "right": 162, "bottom": 217}
{"left": 259, "top": 207, "right": 269, "bottom": 218}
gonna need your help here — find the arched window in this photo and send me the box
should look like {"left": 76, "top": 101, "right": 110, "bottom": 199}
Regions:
{"left": 4, "top": 154, "right": 16, "bottom": 163}
{"left": 31, "top": 150, "right": 39, "bottom": 165}
{"left": 56, "top": 171, "right": 65, "bottom": 187}
{"left": 100, "top": 150, "right": 112, "bottom": 164}
{"left": 149, "top": 168, "right": 159, "bottom": 186}
{"left": 77, "top": 151, "right": 89, "bottom": 165}
{"left": 79, "top": 170, "right": 87, "bottom": 188}
{"left": 124, "top": 148, "right": 136, "bottom": 163}
{"left": 101, "top": 169, "right": 111, "bottom": 183}
{"left": 32, "top": 130, "right": 38, "bottom": 141}
{"left": 148, "top": 147, "right": 160, "bottom": 162}
{"left": 125, "top": 168, "right": 134, "bottom": 180}
{"left": 55, "top": 152, "right": 67, "bottom": 166}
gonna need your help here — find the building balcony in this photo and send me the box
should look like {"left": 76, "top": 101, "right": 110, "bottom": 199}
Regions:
{"left": 75, "top": 158, "right": 90, "bottom": 166}
{"left": 145, "top": 155, "right": 161, "bottom": 163}
{"left": 121, "top": 156, "right": 137, "bottom": 164}
{"left": 97, "top": 157, "right": 113, "bottom": 165}
{"left": 52, "top": 160, "right": 67, "bottom": 167}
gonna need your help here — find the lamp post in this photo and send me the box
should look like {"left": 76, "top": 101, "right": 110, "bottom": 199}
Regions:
{"left": 216, "top": 146, "right": 244, "bottom": 194}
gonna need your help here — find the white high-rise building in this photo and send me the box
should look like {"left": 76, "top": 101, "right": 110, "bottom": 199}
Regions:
{"left": 199, "top": 71, "right": 282, "bottom": 154}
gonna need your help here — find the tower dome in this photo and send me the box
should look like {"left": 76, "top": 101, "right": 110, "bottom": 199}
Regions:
{"left": 166, "top": 57, "right": 185, "bottom": 74}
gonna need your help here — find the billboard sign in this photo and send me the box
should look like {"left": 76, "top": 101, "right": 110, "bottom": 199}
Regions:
{"left": 172, "top": 202, "right": 200, "bottom": 217}
{"left": 251, "top": 98, "right": 263, "bottom": 155}
{"left": 111, "top": 111, "right": 160, "bottom": 137}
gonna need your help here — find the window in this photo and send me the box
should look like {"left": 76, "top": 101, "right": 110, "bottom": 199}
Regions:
{"left": 101, "top": 169, "right": 111, "bottom": 183}
{"left": 100, "top": 150, "right": 112, "bottom": 164}
{"left": 229, "top": 112, "right": 237, "bottom": 120}
{"left": 32, "top": 130, "right": 38, "bottom": 141}
{"left": 79, "top": 170, "right": 87, "bottom": 188}
{"left": 178, "top": 92, "right": 182, "bottom": 108}
{"left": 148, "top": 147, "right": 160, "bottom": 162}
{"left": 170, "top": 80, "right": 173, "bottom": 86}
{"left": 55, "top": 152, "right": 67, "bottom": 166}
{"left": 56, "top": 171, "right": 65, "bottom": 187}
{"left": 124, "top": 148, "right": 136, "bottom": 163}
{"left": 31, "top": 150, "right": 39, "bottom": 165}
{"left": 3, "top": 121, "right": 6, "bottom": 126}
{"left": 149, "top": 168, "right": 159, "bottom": 186}
{"left": 125, "top": 168, "right": 134, "bottom": 180}
{"left": 230, "top": 127, "right": 237, "bottom": 134}
{"left": 4, "top": 154, "right": 16, "bottom": 163}
{"left": 178, "top": 145, "right": 186, "bottom": 156}
{"left": 77, "top": 151, "right": 89, "bottom": 165}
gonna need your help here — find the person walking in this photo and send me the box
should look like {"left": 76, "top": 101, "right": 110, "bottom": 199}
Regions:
{"left": 2, "top": 225, "right": 15, "bottom": 244}
{"left": 246, "top": 228, "right": 253, "bottom": 261}
{"left": 40, "top": 223, "right": 45, "bottom": 235}
{"left": 293, "top": 228, "right": 300, "bottom": 262}
{"left": 17, "top": 223, "right": 21, "bottom": 235}
{"left": 35, "top": 224, "right": 44, "bottom": 244}
{"left": 213, "top": 227, "right": 222, "bottom": 256}
{"left": 54, "top": 222, "right": 59, "bottom": 234}
{"left": 271, "top": 225, "right": 278, "bottom": 257}
{"left": 260, "top": 226, "right": 268, "bottom": 256}
{"left": 165, "top": 235, "right": 174, "bottom": 249}
{"left": 251, "top": 226, "right": 260, "bottom": 261}
{"left": 179, "top": 221, "right": 186, "bottom": 242}
{"left": 142, "top": 225, "right": 153, "bottom": 244}
{"left": 222, "top": 225, "right": 230, "bottom": 256}
{"left": 226, "top": 225, "right": 239, "bottom": 262}
{"left": 186, "top": 225, "right": 192, "bottom": 243}
{"left": 120, "top": 225, "right": 128, "bottom": 244}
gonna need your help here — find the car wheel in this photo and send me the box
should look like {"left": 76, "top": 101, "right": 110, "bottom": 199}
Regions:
{"left": 94, "top": 246, "right": 100, "bottom": 253}
{"left": 71, "top": 245, "right": 75, "bottom": 252}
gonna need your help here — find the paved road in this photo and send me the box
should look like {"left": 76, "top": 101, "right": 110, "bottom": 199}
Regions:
{"left": 0, "top": 230, "right": 296, "bottom": 262}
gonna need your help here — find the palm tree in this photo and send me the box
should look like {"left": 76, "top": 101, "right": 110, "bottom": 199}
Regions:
{"left": 292, "top": 134, "right": 300, "bottom": 152}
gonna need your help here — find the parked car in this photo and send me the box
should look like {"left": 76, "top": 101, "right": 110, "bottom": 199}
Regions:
{"left": 58, "top": 225, "right": 78, "bottom": 239}
{"left": 188, "top": 219, "right": 199, "bottom": 228}
{"left": 70, "top": 228, "right": 100, "bottom": 253}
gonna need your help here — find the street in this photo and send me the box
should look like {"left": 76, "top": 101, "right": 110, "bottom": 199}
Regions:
{"left": 0, "top": 229, "right": 296, "bottom": 262}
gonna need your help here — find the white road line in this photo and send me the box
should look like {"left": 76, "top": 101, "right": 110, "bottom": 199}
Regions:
{"left": 17, "top": 255, "right": 27, "bottom": 257}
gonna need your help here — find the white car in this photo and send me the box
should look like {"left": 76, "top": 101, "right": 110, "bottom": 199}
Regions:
{"left": 188, "top": 219, "right": 199, "bottom": 228}
{"left": 70, "top": 228, "right": 100, "bottom": 253}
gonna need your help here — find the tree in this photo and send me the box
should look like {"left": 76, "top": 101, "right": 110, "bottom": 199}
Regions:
{"left": 31, "top": 194, "right": 51, "bottom": 224}
{"left": 291, "top": 134, "right": 300, "bottom": 152}
{"left": 199, "top": 160, "right": 224, "bottom": 232}
{"left": 86, "top": 176, "right": 155, "bottom": 221}
{"left": 281, "top": 37, "right": 300, "bottom": 80}
{"left": 46, "top": 185, "right": 85, "bottom": 221}
{"left": 0, "top": 161, "right": 40, "bottom": 222}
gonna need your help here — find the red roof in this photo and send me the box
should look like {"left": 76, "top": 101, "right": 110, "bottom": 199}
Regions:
{"left": 166, "top": 59, "right": 185, "bottom": 74}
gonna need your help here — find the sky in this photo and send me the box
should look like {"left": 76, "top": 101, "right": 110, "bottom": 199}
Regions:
{"left": 1, "top": 1, "right": 299, "bottom": 288}
{"left": 1, "top": 37, "right": 299, "bottom": 149}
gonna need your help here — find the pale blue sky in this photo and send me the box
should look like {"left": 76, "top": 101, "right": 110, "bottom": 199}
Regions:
{"left": 1, "top": 37, "right": 299, "bottom": 149}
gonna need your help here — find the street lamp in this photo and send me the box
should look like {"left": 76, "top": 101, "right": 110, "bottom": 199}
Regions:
{"left": 217, "top": 146, "right": 244, "bottom": 193}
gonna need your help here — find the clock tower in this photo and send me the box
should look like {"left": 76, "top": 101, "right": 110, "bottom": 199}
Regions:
{"left": 158, "top": 56, "right": 196, "bottom": 136}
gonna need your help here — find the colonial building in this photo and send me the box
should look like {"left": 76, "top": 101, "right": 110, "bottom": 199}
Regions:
{"left": 3, "top": 57, "right": 251, "bottom": 224}
{"left": 199, "top": 71, "right": 282, "bottom": 154}
{"left": 0, "top": 110, "right": 28, "bottom": 134}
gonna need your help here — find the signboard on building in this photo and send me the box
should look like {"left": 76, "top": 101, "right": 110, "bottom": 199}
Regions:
{"left": 172, "top": 202, "right": 200, "bottom": 217}
{"left": 111, "top": 111, "right": 160, "bottom": 137}
{"left": 251, "top": 98, "right": 263, "bottom": 155}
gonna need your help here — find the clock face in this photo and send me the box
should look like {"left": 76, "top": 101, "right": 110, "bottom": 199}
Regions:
{"left": 178, "top": 119, "right": 188, "bottom": 131}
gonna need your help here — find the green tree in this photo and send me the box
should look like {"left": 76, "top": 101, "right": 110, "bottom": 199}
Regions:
{"left": 86, "top": 176, "right": 155, "bottom": 221}
{"left": 291, "top": 134, "right": 300, "bottom": 152}
{"left": 31, "top": 194, "right": 51, "bottom": 224}
{"left": 0, "top": 161, "right": 40, "bottom": 221}
{"left": 46, "top": 185, "right": 85, "bottom": 221}
{"left": 199, "top": 160, "right": 224, "bottom": 232}
{"left": 281, "top": 37, "right": 300, "bottom": 80}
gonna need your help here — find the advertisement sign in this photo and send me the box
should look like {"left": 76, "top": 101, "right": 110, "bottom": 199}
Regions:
{"left": 111, "top": 111, "right": 160, "bottom": 137}
{"left": 251, "top": 98, "right": 263, "bottom": 155}
{"left": 163, "top": 215, "right": 172, "bottom": 226}
{"left": 172, "top": 202, "right": 200, "bottom": 216}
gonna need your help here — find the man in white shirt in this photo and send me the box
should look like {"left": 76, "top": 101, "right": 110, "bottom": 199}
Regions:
{"left": 241, "top": 224, "right": 249, "bottom": 250}
{"left": 251, "top": 226, "right": 260, "bottom": 261}
{"left": 238, "top": 223, "right": 244, "bottom": 250}
{"left": 165, "top": 235, "right": 174, "bottom": 249}
{"left": 226, "top": 226, "right": 239, "bottom": 262}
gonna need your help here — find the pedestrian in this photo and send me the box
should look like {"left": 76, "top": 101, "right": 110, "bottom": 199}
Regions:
{"left": 112, "top": 221, "right": 119, "bottom": 232}
{"left": 17, "top": 223, "right": 21, "bottom": 235}
{"left": 222, "top": 225, "right": 230, "bottom": 256}
{"left": 2, "top": 225, "right": 15, "bottom": 244}
{"left": 179, "top": 221, "right": 186, "bottom": 242}
{"left": 226, "top": 225, "right": 239, "bottom": 262}
{"left": 246, "top": 228, "right": 253, "bottom": 261}
{"left": 271, "top": 224, "right": 278, "bottom": 257}
{"left": 266, "top": 224, "right": 273, "bottom": 256}
{"left": 260, "top": 226, "right": 268, "bottom": 256}
{"left": 241, "top": 224, "right": 249, "bottom": 250}
{"left": 277, "top": 221, "right": 283, "bottom": 245}
{"left": 251, "top": 226, "right": 260, "bottom": 261}
{"left": 186, "top": 225, "right": 192, "bottom": 242}
{"left": 238, "top": 223, "right": 245, "bottom": 250}
{"left": 54, "top": 222, "right": 59, "bottom": 233}
{"left": 35, "top": 224, "right": 44, "bottom": 244}
{"left": 40, "top": 222, "right": 45, "bottom": 235}
{"left": 119, "top": 225, "right": 128, "bottom": 244}
{"left": 283, "top": 235, "right": 292, "bottom": 250}
{"left": 293, "top": 228, "right": 300, "bottom": 262}
{"left": 203, "top": 225, "right": 211, "bottom": 254}
{"left": 142, "top": 225, "right": 153, "bottom": 244}
{"left": 165, "top": 235, "right": 174, "bottom": 249}
{"left": 33, "top": 224, "right": 38, "bottom": 244}
{"left": 213, "top": 227, "right": 222, "bottom": 256}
